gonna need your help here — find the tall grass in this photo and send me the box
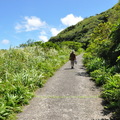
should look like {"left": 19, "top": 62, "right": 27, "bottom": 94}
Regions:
{"left": 0, "top": 43, "right": 83, "bottom": 120}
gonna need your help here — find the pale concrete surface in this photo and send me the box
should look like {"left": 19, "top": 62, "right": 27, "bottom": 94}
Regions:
{"left": 17, "top": 54, "right": 112, "bottom": 120}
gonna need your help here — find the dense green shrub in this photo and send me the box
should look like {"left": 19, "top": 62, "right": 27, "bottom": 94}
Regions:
{"left": 59, "top": 41, "right": 83, "bottom": 51}
{"left": 84, "top": 56, "right": 105, "bottom": 73}
{"left": 90, "top": 68, "right": 107, "bottom": 86}
{"left": 102, "top": 74, "right": 120, "bottom": 109}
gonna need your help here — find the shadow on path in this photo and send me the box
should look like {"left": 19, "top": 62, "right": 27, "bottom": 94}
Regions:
{"left": 76, "top": 72, "right": 89, "bottom": 77}
{"left": 64, "top": 68, "right": 73, "bottom": 70}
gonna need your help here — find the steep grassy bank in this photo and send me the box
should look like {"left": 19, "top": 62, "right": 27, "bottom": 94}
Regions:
{"left": 83, "top": 18, "right": 120, "bottom": 119}
{"left": 0, "top": 41, "right": 83, "bottom": 120}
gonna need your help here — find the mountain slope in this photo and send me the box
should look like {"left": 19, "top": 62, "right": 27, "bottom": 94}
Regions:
{"left": 49, "top": 3, "right": 120, "bottom": 48}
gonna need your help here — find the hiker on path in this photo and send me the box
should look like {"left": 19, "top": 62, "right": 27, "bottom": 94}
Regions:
{"left": 69, "top": 50, "right": 76, "bottom": 69}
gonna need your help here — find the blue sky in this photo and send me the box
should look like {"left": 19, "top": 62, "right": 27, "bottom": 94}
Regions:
{"left": 0, "top": 0, "right": 118, "bottom": 49}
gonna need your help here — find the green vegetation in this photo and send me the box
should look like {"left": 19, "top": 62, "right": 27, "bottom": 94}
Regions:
{"left": 49, "top": 3, "right": 120, "bottom": 49}
{"left": 1, "top": 2, "right": 120, "bottom": 120}
{"left": 83, "top": 20, "right": 120, "bottom": 119}
{"left": 50, "top": 3, "right": 120, "bottom": 119}
{"left": 0, "top": 41, "right": 82, "bottom": 120}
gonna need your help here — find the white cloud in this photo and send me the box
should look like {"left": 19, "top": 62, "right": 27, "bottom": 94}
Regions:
{"left": 1, "top": 39, "right": 10, "bottom": 44}
{"left": 39, "top": 35, "right": 48, "bottom": 42}
{"left": 50, "top": 28, "right": 63, "bottom": 36}
{"left": 40, "top": 30, "right": 47, "bottom": 35}
{"left": 15, "top": 24, "right": 23, "bottom": 31}
{"left": 15, "top": 16, "right": 46, "bottom": 32}
{"left": 61, "top": 14, "right": 83, "bottom": 26}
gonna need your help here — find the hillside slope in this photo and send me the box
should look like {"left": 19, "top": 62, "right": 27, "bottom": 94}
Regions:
{"left": 50, "top": 3, "right": 120, "bottom": 119}
{"left": 49, "top": 3, "right": 120, "bottom": 48}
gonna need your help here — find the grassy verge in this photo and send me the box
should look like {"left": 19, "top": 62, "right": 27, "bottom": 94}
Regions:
{"left": 0, "top": 41, "right": 83, "bottom": 120}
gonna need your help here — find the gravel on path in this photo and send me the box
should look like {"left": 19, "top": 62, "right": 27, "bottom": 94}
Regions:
{"left": 17, "top": 54, "right": 112, "bottom": 120}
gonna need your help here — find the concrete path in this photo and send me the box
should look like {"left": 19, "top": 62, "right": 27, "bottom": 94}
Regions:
{"left": 17, "top": 54, "right": 111, "bottom": 120}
